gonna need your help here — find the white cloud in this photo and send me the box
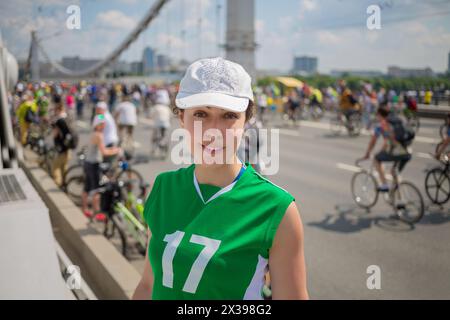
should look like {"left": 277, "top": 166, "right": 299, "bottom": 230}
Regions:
{"left": 301, "top": 0, "right": 316, "bottom": 12}
{"left": 317, "top": 30, "right": 341, "bottom": 45}
{"left": 97, "top": 10, "right": 135, "bottom": 30}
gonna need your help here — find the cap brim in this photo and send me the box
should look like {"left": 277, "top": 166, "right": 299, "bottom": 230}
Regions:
{"left": 175, "top": 92, "right": 249, "bottom": 112}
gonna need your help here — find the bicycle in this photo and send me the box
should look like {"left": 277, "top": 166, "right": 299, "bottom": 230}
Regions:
{"left": 150, "top": 126, "right": 169, "bottom": 159}
{"left": 330, "top": 110, "right": 362, "bottom": 137}
{"left": 424, "top": 153, "right": 450, "bottom": 206}
{"left": 96, "top": 178, "right": 149, "bottom": 258}
{"left": 439, "top": 116, "right": 449, "bottom": 140}
{"left": 63, "top": 153, "right": 144, "bottom": 207}
{"left": 61, "top": 145, "right": 90, "bottom": 191}
{"left": 403, "top": 109, "right": 420, "bottom": 134}
{"left": 351, "top": 158, "right": 424, "bottom": 224}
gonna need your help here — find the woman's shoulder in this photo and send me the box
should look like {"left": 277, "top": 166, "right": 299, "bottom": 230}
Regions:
{"left": 246, "top": 166, "right": 294, "bottom": 201}
{"left": 153, "top": 164, "right": 195, "bottom": 185}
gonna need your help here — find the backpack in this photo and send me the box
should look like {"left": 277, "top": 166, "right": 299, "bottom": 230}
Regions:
{"left": 62, "top": 124, "right": 79, "bottom": 150}
{"left": 25, "top": 107, "right": 38, "bottom": 123}
{"left": 388, "top": 114, "right": 415, "bottom": 147}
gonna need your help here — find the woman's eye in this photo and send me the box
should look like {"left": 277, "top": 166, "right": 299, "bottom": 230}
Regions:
{"left": 224, "top": 113, "right": 238, "bottom": 119}
{"left": 194, "top": 111, "right": 207, "bottom": 118}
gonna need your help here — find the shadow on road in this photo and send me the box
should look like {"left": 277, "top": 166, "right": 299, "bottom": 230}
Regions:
{"left": 419, "top": 205, "right": 450, "bottom": 225}
{"left": 322, "top": 133, "right": 361, "bottom": 140}
{"left": 308, "top": 203, "right": 415, "bottom": 233}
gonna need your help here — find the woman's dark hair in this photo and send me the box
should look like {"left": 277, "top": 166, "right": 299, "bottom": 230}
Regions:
{"left": 173, "top": 100, "right": 255, "bottom": 122}
{"left": 377, "top": 107, "right": 389, "bottom": 119}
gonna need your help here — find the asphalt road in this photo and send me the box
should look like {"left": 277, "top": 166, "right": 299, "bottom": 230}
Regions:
{"left": 73, "top": 109, "right": 450, "bottom": 299}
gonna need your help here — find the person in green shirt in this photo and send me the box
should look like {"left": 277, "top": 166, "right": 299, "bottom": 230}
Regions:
{"left": 133, "top": 57, "right": 309, "bottom": 300}
{"left": 16, "top": 92, "right": 38, "bottom": 145}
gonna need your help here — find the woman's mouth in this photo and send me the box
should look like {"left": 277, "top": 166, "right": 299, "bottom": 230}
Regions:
{"left": 202, "top": 144, "right": 224, "bottom": 155}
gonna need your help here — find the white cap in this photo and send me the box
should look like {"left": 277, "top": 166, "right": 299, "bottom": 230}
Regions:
{"left": 175, "top": 57, "right": 254, "bottom": 112}
{"left": 96, "top": 101, "right": 108, "bottom": 110}
{"left": 155, "top": 89, "right": 170, "bottom": 105}
{"left": 92, "top": 114, "right": 106, "bottom": 128}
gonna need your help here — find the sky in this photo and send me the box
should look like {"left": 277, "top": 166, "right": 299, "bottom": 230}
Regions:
{"left": 1, "top": 0, "right": 450, "bottom": 74}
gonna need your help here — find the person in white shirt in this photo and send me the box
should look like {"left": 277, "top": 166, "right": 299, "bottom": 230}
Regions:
{"left": 95, "top": 101, "right": 119, "bottom": 163}
{"left": 149, "top": 89, "right": 172, "bottom": 151}
{"left": 114, "top": 94, "right": 137, "bottom": 141}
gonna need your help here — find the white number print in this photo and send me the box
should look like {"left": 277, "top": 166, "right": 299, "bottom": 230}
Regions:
{"left": 162, "top": 231, "right": 221, "bottom": 294}
{"left": 162, "top": 231, "right": 185, "bottom": 288}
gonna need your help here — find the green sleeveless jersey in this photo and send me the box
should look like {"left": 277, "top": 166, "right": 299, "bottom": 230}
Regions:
{"left": 144, "top": 163, "right": 295, "bottom": 300}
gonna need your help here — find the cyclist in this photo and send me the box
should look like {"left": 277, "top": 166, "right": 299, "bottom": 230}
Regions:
{"left": 132, "top": 57, "right": 308, "bottom": 300}
{"left": 338, "top": 80, "right": 360, "bottom": 125}
{"left": 81, "top": 114, "right": 121, "bottom": 222}
{"left": 114, "top": 93, "right": 137, "bottom": 147}
{"left": 95, "top": 101, "right": 119, "bottom": 164}
{"left": 362, "top": 106, "right": 412, "bottom": 192}
{"left": 149, "top": 89, "right": 172, "bottom": 150}
{"left": 436, "top": 113, "right": 450, "bottom": 159}
{"left": 16, "top": 91, "right": 38, "bottom": 145}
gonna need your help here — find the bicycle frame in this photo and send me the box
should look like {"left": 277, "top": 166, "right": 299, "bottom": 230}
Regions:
{"left": 113, "top": 201, "right": 147, "bottom": 249}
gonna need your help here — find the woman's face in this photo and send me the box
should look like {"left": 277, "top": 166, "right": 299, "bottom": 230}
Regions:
{"left": 179, "top": 106, "right": 246, "bottom": 165}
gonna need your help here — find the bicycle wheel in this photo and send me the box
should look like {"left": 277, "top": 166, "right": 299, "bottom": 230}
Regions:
{"left": 439, "top": 124, "right": 447, "bottom": 140}
{"left": 311, "top": 105, "right": 324, "bottom": 120}
{"left": 351, "top": 171, "right": 379, "bottom": 208}
{"left": 408, "top": 116, "right": 420, "bottom": 134}
{"left": 393, "top": 182, "right": 425, "bottom": 224}
{"left": 111, "top": 213, "right": 129, "bottom": 258}
{"left": 348, "top": 113, "right": 362, "bottom": 137}
{"left": 62, "top": 164, "right": 83, "bottom": 191}
{"left": 65, "top": 174, "right": 84, "bottom": 206}
{"left": 330, "top": 117, "right": 343, "bottom": 135}
{"left": 117, "top": 169, "right": 144, "bottom": 198}
{"left": 425, "top": 168, "right": 450, "bottom": 205}
{"left": 435, "top": 142, "right": 450, "bottom": 156}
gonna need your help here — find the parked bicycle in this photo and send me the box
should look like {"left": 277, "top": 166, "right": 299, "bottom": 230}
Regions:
{"left": 96, "top": 178, "right": 149, "bottom": 258}
{"left": 63, "top": 152, "right": 144, "bottom": 206}
{"left": 351, "top": 158, "right": 424, "bottom": 224}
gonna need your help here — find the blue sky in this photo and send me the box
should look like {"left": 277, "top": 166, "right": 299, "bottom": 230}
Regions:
{"left": 1, "top": 0, "right": 450, "bottom": 73}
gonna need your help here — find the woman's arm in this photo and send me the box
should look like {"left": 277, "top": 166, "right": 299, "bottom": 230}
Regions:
{"left": 95, "top": 132, "right": 120, "bottom": 156}
{"left": 269, "top": 201, "right": 309, "bottom": 300}
{"left": 132, "top": 229, "right": 154, "bottom": 300}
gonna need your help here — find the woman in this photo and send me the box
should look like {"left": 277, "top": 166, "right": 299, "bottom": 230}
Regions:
{"left": 133, "top": 57, "right": 308, "bottom": 300}
{"left": 81, "top": 114, "right": 121, "bottom": 221}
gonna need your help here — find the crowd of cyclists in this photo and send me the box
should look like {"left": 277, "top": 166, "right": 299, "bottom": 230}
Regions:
{"left": 8, "top": 80, "right": 175, "bottom": 222}
{"left": 253, "top": 79, "right": 430, "bottom": 132}
{"left": 6, "top": 77, "right": 450, "bottom": 246}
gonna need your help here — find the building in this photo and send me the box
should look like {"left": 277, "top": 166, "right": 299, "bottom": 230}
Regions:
{"left": 387, "top": 66, "right": 434, "bottom": 78}
{"left": 130, "top": 61, "right": 143, "bottom": 75}
{"left": 293, "top": 56, "right": 318, "bottom": 75}
{"left": 142, "top": 47, "right": 155, "bottom": 75}
{"left": 330, "top": 70, "right": 384, "bottom": 78}
{"left": 156, "top": 54, "right": 170, "bottom": 72}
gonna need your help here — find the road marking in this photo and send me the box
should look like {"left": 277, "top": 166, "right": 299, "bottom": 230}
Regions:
{"left": 76, "top": 120, "right": 89, "bottom": 129}
{"left": 417, "top": 152, "right": 433, "bottom": 159}
{"left": 336, "top": 163, "right": 362, "bottom": 173}
{"left": 279, "top": 129, "right": 300, "bottom": 137}
{"left": 336, "top": 162, "right": 393, "bottom": 180}
{"left": 299, "top": 121, "right": 330, "bottom": 130}
{"left": 415, "top": 136, "right": 440, "bottom": 144}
